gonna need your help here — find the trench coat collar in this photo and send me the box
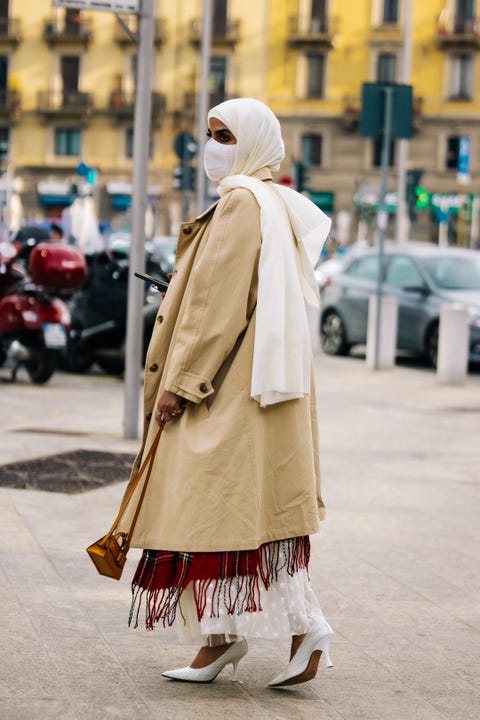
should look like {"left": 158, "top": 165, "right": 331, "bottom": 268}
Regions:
{"left": 192, "top": 167, "right": 274, "bottom": 222}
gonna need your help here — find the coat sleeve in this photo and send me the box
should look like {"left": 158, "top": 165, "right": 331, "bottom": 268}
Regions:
{"left": 163, "top": 188, "right": 260, "bottom": 404}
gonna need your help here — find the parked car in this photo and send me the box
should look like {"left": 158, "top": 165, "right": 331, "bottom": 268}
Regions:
{"left": 319, "top": 242, "right": 480, "bottom": 366}
{"left": 314, "top": 244, "right": 364, "bottom": 290}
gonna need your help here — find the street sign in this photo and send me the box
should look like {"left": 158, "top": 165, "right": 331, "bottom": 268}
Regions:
{"left": 360, "top": 82, "right": 413, "bottom": 139}
{"left": 457, "top": 136, "right": 471, "bottom": 185}
{"left": 53, "top": 0, "right": 139, "bottom": 13}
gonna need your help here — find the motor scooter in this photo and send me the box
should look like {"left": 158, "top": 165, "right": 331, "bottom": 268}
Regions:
{"left": 60, "top": 237, "right": 174, "bottom": 375}
{"left": 0, "top": 241, "right": 85, "bottom": 383}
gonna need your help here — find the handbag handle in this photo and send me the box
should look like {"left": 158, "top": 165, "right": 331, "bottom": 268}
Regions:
{"left": 99, "top": 422, "right": 164, "bottom": 546}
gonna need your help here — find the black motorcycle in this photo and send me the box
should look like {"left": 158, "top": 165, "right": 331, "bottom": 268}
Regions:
{"left": 60, "top": 237, "right": 175, "bottom": 375}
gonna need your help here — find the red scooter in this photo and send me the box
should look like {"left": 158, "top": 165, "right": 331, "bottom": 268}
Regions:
{"left": 0, "top": 240, "right": 86, "bottom": 383}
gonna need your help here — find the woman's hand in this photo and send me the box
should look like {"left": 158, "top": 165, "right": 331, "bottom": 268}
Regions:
{"left": 155, "top": 390, "right": 186, "bottom": 425}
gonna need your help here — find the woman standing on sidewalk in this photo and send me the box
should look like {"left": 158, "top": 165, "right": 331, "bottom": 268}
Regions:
{"left": 118, "top": 98, "right": 333, "bottom": 687}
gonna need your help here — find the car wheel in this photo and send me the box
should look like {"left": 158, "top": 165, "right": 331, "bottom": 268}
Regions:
{"left": 425, "top": 322, "right": 439, "bottom": 368}
{"left": 320, "top": 310, "right": 350, "bottom": 356}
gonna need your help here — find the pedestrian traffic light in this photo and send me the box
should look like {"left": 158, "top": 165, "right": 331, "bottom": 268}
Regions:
{"left": 173, "top": 164, "right": 196, "bottom": 191}
{"left": 406, "top": 168, "right": 424, "bottom": 222}
{"left": 0, "top": 140, "right": 8, "bottom": 177}
{"left": 294, "top": 162, "right": 310, "bottom": 193}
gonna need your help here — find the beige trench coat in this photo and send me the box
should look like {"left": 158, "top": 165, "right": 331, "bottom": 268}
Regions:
{"left": 118, "top": 168, "right": 325, "bottom": 552}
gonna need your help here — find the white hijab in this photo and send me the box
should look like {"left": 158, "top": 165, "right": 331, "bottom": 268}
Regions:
{"left": 207, "top": 98, "right": 331, "bottom": 407}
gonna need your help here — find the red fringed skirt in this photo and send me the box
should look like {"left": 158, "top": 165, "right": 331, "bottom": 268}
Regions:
{"left": 129, "top": 536, "right": 311, "bottom": 632}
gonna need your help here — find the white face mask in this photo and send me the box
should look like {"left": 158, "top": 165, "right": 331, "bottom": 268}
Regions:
{"left": 203, "top": 138, "right": 237, "bottom": 182}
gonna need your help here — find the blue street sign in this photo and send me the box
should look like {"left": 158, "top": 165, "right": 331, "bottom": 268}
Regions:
{"left": 457, "top": 136, "right": 471, "bottom": 184}
{"left": 77, "top": 161, "right": 91, "bottom": 177}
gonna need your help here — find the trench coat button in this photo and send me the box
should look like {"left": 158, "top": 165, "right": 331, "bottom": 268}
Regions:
{"left": 149, "top": 362, "right": 159, "bottom": 372}
{"left": 199, "top": 383, "right": 209, "bottom": 393}
{"left": 183, "top": 225, "right": 192, "bottom": 235}
{"left": 157, "top": 314, "right": 164, "bottom": 324}
{"left": 145, "top": 412, "right": 152, "bottom": 421}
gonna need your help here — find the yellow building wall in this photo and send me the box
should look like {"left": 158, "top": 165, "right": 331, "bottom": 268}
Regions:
{"left": 3, "top": 0, "right": 480, "bottom": 220}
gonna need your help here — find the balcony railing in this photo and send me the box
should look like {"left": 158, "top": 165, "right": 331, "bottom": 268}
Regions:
{"left": 0, "top": 89, "right": 21, "bottom": 118}
{"left": 37, "top": 91, "right": 93, "bottom": 117}
{"left": 189, "top": 18, "right": 240, "bottom": 47}
{"left": 436, "top": 9, "right": 480, "bottom": 48}
{"left": 341, "top": 95, "right": 361, "bottom": 132}
{"left": 0, "top": 17, "right": 22, "bottom": 44}
{"left": 114, "top": 17, "right": 166, "bottom": 45}
{"left": 109, "top": 91, "right": 166, "bottom": 125}
{"left": 288, "top": 15, "right": 334, "bottom": 48}
{"left": 43, "top": 17, "right": 93, "bottom": 45}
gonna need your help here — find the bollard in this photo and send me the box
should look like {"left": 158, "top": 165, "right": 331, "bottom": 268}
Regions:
{"left": 366, "top": 295, "right": 398, "bottom": 369}
{"left": 437, "top": 305, "right": 469, "bottom": 384}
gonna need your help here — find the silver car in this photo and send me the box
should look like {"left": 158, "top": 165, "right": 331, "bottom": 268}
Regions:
{"left": 319, "top": 242, "right": 480, "bottom": 366}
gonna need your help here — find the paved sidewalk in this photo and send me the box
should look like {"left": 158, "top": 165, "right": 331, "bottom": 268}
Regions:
{"left": 0, "top": 357, "right": 479, "bottom": 719}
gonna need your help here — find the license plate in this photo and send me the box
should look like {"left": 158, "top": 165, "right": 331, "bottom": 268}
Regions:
{"left": 43, "top": 323, "right": 67, "bottom": 349}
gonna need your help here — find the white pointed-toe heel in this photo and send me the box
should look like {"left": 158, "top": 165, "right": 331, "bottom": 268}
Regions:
{"left": 269, "top": 624, "right": 333, "bottom": 688}
{"left": 162, "top": 639, "right": 248, "bottom": 683}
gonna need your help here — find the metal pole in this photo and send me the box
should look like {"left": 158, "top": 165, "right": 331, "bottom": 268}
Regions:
{"left": 374, "top": 86, "right": 394, "bottom": 370}
{"left": 123, "top": 0, "right": 155, "bottom": 439}
{"left": 395, "top": 0, "right": 413, "bottom": 242}
{"left": 196, "top": 0, "right": 213, "bottom": 214}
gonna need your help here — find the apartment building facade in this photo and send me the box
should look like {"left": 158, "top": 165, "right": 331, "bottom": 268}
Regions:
{"left": 1, "top": 0, "right": 479, "bottom": 244}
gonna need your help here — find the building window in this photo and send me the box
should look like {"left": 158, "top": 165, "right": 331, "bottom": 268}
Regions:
{"left": 382, "top": 0, "right": 399, "bottom": 24}
{"left": 372, "top": 137, "right": 395, "bottom": 167}
{"left": 213, "top": 0, "right": 227, "bottom": 37}
{"left": 446, "top": 135, "right": 460, "bottom": 169}
{"left": 209, "top": 56, "right": 227, "bottom": 106}
{"left": 302, "top": 134, "right": 323, "bottom": 166}
{"left": 54, "top": 128, "right": 80, "bottom": 156}
{"left": 454, "top": 0, "right": 475, "bottom": 32}
{"left": 125, "top": 127, "right": 153, "bottom": 159}
{"left": 306, "top": 53, "right": 325, "bottom": 98}
{"left": 126, "top": 127, "right": 134, "bottom": 158}
{"left": 64, "top": 9, "right": 82, "bottom": 35}
{"left": 310, "top": 0, "right": 327, "bottom": 33}
{"left": 449, "top": 53, "right": 473, "bottom": 100}
{"left": 376, "top": 52, "right": 396, "bottom": 82}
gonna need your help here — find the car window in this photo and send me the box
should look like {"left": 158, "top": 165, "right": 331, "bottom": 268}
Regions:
{"left": 421, "top": 256, "right": 480, "bottom": 290}
{"left": 345, "top": 255, "right": 380, "bottom": 282}
{"left": 385, "top": 256, "right": 423, "bottom": 288}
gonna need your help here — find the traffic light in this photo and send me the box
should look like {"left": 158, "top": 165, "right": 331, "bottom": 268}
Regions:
{"left": 0, "top": 140, "right": 8, "bottom": 177}
{"left": 406, "top": 168, "right": 424, "bottom": 222}
{"left": 294, "top": 162, "right": 310, "bottom": 193}
{"left": 173, "top": 164, "right": 196, "bottom": 191}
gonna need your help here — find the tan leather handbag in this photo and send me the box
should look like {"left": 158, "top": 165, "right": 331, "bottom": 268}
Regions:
{"left": 86, "top": 425, "right": 163, "bottom": 580}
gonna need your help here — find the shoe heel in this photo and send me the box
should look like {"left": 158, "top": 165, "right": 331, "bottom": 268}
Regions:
{"left": 230, "top": 658, "right": 242, "bottom": 680}
{"left": 317, "top": 634, "right": 333, "bottom": 668}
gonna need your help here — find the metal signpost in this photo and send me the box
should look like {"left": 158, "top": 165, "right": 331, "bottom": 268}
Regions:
{"left": 196, "top": 0, "right": 213, "bottom": 214}
{"left": 395, "top": 0, "right": 413, "bottom": 243}
{"left": 360, "top": 82, "right": 413, "bottom": 369}
{"left": 52, "top": 0, "right": 154, "bottom": 438}
{"left": 123, "top": 0, "right": 154, "bottom": 439}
